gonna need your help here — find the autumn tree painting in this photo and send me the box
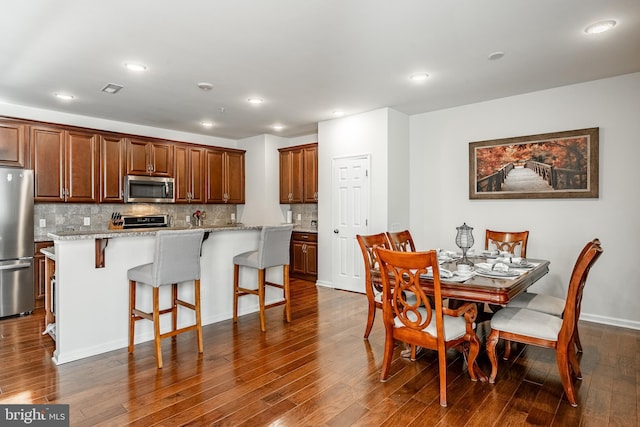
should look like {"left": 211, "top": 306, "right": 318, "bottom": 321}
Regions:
{"left": 469, "top": 128, "right": 599, "bottom": 199}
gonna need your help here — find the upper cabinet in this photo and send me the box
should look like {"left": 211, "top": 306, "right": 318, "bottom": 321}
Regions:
{"left": 126, "top": 138, "right": 173, "bottom": 176}
{"left": 279, "top": 143, "right": 318, "bottom": 204}
{"left": 0, "top": 119, "right": 28, "bottom": 168}
{"left": 205, "top": 148, "right": 245, "bottom": 204}
{"left": 31, "top": 126, "right": 99, "bottom": 202}
{"left": 100, "top": 134, "right": 127, "bottom": 203}
{"left": 175, "top": 145, "right": 205, "bottom": 203}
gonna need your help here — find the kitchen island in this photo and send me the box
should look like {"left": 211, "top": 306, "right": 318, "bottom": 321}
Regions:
{"left": 45, "top": 225, "right": 287, "bottom": 364}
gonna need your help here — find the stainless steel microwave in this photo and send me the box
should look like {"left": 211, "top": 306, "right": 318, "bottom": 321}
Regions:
{"left": 124, "top": 175, "right": 175, "bottom": 203}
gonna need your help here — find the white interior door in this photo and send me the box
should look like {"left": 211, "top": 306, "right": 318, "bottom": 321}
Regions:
{"left": 331, "top": 155, "right": 370, "bottom": 293}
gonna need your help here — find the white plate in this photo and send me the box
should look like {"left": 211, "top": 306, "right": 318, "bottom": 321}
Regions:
{"left": 475, "top": 268, "right": 521, "bottom": 278}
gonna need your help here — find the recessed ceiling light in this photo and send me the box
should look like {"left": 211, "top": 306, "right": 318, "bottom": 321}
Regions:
{"left": 409, "top": 72, "right": 429, "bottom": 82}
{"left": 488, "top": 51, "right": 505, "bottom": 61}
{"left": 197, "top": 82, "right": 214, "bottom": 91}
{"left": 54, "top": 93, "right": 74, "bottom": 101}
{"left": 247, "top": 97, "right": 264, "bottom": 105}
{"left": 332, "top": 110, "right": 345, "bottom": 117}
{"left": 124, "top": 62, "right": 148, "bottom": 72}
{"left": 200, "top": 121, "right": 214, "bottom": 128}
{"left": 584, "top": 20, "right": 617, "bottom": 34}
{"left": 272, "top": 124, "right": 284, "bottom": 131}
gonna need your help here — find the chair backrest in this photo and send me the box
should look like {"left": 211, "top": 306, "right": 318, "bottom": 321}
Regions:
{"left": 152, "top": 229, "right": 205, "bottom": 285}
{"left": 485, "top": 229, "right": 529, "bottom": 257}
{"left": 356, "top": 233, "right": 392, "bottom": 296}
{"left": 375, "top": 247, "right": 443, "bottom": 339}
{"left": 557, "top": 240, "right": 603, "bottom": 345}
{"left": 256, "top": 225, "right": 294, "bottom": 268}
{"left": 386, "top": 230, "right": 416, "bottom": 252}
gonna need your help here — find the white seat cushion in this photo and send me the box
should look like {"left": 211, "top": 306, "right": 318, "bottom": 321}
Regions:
{"left": 127, "top": 263, "right": 154, "bottom": 286}
{"left": 490, "top": 307, "right": 562, "bottom": 341}
{"left": 394, "top": 307, "right": 467, "bottom": 341}
{"left": 506, "top": 292, "right": 565, "bottom": 316}
{"left": 233, "top": 250, "right": 260, "bottom": 269}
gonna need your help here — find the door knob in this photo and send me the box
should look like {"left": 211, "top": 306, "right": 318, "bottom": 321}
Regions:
{"left": 333, "top": 229, "right": 339, "bottom": 234}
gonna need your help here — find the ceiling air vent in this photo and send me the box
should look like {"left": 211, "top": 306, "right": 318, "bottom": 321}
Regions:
{"left": 101, "top": 83, "right": 124, "bottom": 94}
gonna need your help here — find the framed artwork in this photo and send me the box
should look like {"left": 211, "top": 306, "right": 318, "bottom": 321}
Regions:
{"left": 469, "top": 127, "right": 599, "bottom": 199}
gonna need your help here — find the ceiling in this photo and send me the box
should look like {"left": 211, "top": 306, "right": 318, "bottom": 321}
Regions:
{"left": 2, "top": 1, "right": 639, "bottom": 140}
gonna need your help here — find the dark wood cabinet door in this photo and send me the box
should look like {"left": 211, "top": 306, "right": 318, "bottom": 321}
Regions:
{"left": 65, "top": 130, "right": 99, "bottom": 202}
{"left": 225, "top": 150, "right": 244, "bottom": 204}
{"left": 303, "top": 145, "right": 318, "bottom": 202}
{"left": 205, "top": 148, "right": 224, "bottom": 203}
{"left": 100, "top": 135, "right": 126, "bottom": 203}
{"left": 291, "top": 241, "right": 307, "bottom": 275}
{"left": 126, "top": 138, "right": 150, "bottom": 175}
{"left": 0, "top": 119, "right": 27, "bottom": 168}
{"left": 305, "top": 242, "right": 318, "bottom": 275}
{"left": 31, "top": 126, "right": 65, "bottom": 201}
{"left": 150, "top": 141, "right": 173, "bottom": 177}
{"left": 279, "top": 149, "right": 303, "bottom": 203}
{"left": 290, "top": 232, "right": 318, "bottom": 280}
{"left": 34, "top": 241, "right": 53, "bottom": 309}
{"left": 175, "top": 145, "right": 204, "bottom": 203}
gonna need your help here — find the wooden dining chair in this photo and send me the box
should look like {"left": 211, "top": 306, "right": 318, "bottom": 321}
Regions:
{"left": 356, "top": 233, "right": 393, "bottom": 339}
{"left": 386, "top": 230, "right": 416, "bottom": 252}
{"left": 506, "top": 238, "right": 600, "bottom": 355}
{"left": 486, "top": 240, "right": 603, "bottom": 407}
{"left": 485, "top": 229, "right": 529, "bottom": 257}
{"left": 376, "top": 247, "right": 480, "bottom": 407}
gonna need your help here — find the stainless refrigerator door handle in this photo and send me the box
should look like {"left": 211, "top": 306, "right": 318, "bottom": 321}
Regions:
{"left": 0, "top": 262, "right": 31, "bottom": 270}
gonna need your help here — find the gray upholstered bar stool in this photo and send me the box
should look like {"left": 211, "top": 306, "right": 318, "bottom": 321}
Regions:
{"left": 128, "top": 229, "right": 205, "bottom": 368}
{"left": 233, "top": 225, "right": 294, "bottom": 332}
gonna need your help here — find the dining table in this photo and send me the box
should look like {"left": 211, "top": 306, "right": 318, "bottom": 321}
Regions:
{"left": 370, "top": 254, "right": 551, "bottom": 381}
{"left": 371, "top": 255, "right": 550, "bottom": 306}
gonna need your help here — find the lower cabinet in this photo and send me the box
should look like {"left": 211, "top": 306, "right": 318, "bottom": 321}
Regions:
{"left": 34, "top": 241, "right": 53, "bottom": 309}
{"left": 290, "top": 232, "right": 317, "bottom": 281}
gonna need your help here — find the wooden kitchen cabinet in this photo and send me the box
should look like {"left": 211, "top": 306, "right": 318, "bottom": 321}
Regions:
{"left": 34, "top": 241, "right": 53, "bottom": 309}
{"left": 31, "top": 126, "right": 99, "bottom": 202}
{"left": 126, "top": 138, "right": 173, "bottom": 176}
{"left": 0, "top": 119, "right": 28, "bottom": 168}
{"left": 175, "top": 145, "right": 205, "bottom": 203}
{"left": 205, "top": 148, "right": 245, "bottom": 204}
{"left": 100, "top": 134, "right": 126, "bottom": 203}
{"left": 279, "top": 143, "right": 318, "bottom": 204}
{"left": 290, "top": 231, "right": 318, "bottom": 280}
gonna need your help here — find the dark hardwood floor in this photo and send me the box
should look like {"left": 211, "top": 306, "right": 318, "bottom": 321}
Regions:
{"left": 0, "top": 278, "right": 638, "bottom": 426}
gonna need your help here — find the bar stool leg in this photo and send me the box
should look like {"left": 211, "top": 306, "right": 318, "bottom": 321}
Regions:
{"left": 194, "top": 279, "right": 203, "bottom": 353}
{"left": 233, "top": 264, "right": 240, "bottom": 323}
{"left": 152, "top": 287, "right": 163, "bottom": 369}
{"left": 128, "top": 280, "right": 136, "bottom": 353}
{"left": 283, "top": 265, "right": 291, "bottom": 323}
{"left": 172, "top": 283, "right": 178, "bottom": 336}
{"left": 258, "top": 268, "right": 266, "bottom": 332}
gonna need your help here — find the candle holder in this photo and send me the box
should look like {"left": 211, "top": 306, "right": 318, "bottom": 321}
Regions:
{"left": 455, "top": 222, "right": 474, "bottom": 266}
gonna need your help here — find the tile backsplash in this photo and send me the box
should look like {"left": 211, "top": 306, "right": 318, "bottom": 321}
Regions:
{"left": 34, "top": 203, "right": 236, "bottom": 240}
{"left": 289, "top": 204, "right": 318, "bottom": 229}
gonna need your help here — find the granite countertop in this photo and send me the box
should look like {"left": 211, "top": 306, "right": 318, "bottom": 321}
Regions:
{"left": 292, "top": 226, "right": 318, "bottom": 233}
{"left": 45, "top": 224, "right": 263, "bottom": 241}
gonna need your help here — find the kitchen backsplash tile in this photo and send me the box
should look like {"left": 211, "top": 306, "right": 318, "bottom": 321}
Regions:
{"left": 34, "top": 203, "right": 237, "bottom": 240}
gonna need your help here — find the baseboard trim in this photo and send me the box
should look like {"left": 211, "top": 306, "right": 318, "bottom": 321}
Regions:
{"left": 580, "top": 313, "right": 640, "bottom": 331}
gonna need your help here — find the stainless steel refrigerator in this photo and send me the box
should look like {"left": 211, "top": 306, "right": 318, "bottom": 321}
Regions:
{"left": 0, "top": 168, "right": 34, "bottom": 318}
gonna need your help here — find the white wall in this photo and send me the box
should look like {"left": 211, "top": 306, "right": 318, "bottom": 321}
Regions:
{"left": 0, "top": 102, "right": 237, "bottom": 148}
{"left": 409, "top": 72, "right": 640, "bottom": 329}
{"left": 317, "top": 108, "right": 410, "bottom": 285}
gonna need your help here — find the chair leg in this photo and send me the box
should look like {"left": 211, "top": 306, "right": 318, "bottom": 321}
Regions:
{"left": 437, "top": 348, "right": 448, "bottom": 407}
{"left": 574, "top": 325, "right": 583, "bottom": 353}
{"left": 128, "top": 280, "right": 136, "bottom": 353}
{"left": 503, "top": 339, "right": 512, "bottom": 360}
{"left": 486, "top": 329, "right": 500, "bottom": 383}
{"left": 363, "top": 301, "right": 376, "bottom": 339}
{"left": 466, "top": 333, "right": 480, "bottom": 382}
{"left": 379, "top": 330, "right": 395, "bottom": 381}
{"left": 283, "top": 264, "right": 291, "bottom": 323}
{"left": 557, "top": 347, "right": 578, "bottom": 407}
{"left": 152, "top": 287, "right": 163, "bottom": 369}
{"left": 233, "top": 264, "right": 240, "bottom": 323}
{"left": 171, "top": 283, "right": 178, "bottom": 336}
{"left": 194, "top": 279, "right": 203, "bottom": 354}
{"left": 258, "top": 268, "right": 267, "bottom": 332}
